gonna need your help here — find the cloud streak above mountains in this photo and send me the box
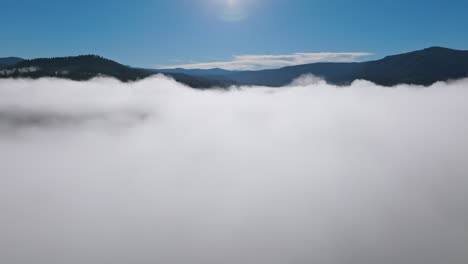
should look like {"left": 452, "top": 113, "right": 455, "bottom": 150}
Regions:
{"left": 159, "top": 52, "right": 373, "bottom": 70}
{"left": 0, "top": 76, "right": 467, "bottom": 264}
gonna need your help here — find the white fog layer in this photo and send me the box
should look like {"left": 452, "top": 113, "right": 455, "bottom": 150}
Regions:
{"left": 1, "top": 75, "right": 468, "bottom": 264}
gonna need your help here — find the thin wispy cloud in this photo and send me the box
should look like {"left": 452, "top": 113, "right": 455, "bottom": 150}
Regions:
{"left": 158, "top": 52, "right": 374, "bottom": 71}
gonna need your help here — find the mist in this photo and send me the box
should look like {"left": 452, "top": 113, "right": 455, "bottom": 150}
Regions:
{"left": 1, "top": 75, "right": 467, "bottom": 264}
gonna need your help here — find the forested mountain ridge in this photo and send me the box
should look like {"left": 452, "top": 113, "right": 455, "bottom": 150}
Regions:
{"left": 0, "top": 55, "right": 226, "bottom": 88}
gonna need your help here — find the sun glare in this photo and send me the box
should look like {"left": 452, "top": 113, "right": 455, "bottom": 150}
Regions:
{"left": 227, "top": 0, "right": 237, "bottom": 7}
{"left": 220, "top": 0, "right": 247, "bottom": 21}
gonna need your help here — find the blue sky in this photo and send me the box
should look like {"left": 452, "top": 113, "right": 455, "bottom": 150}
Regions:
{"left": 2, "top": 0, "right": 468, "bottom": 69}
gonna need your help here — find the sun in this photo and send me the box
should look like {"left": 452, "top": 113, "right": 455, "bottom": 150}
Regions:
{"left": 204, "top": 0, "right": 250, "bottom": 22}
{"left": 220, "top": 0, "right": 247, "bottom": 22}
{"left": 227, "top": 0, "right": 237, "bottom": 8}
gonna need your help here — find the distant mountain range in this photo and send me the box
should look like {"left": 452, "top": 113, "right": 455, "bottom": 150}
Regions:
{"left": 0, "top": 57, "right": 24, "bottom": 66}
{"left": 1, "top": 47, "right": 467, "bottom": 88}
{"left": 155, "top": 47, "right": 468, "bottom": 87}
{"left": 231, "top": 46, "right": 468, "bottom": 86}
{"left": 0, "top": 57, "right": 24, "bottom": 69}
{"left": 155, "top": 68, "right": 236, "bottom": 76}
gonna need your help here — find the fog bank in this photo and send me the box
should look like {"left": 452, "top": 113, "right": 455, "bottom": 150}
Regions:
{"left": 1, "top": 76, "right": 468, "bottom": 264}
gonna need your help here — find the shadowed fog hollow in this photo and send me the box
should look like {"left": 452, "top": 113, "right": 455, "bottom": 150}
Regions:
{"left": 1, "top": 75, "right": 467, "bottom": 264}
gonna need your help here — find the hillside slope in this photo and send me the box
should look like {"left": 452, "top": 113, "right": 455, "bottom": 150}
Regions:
{"left": 0, "top": 55, "right": 226, "bottom": 88}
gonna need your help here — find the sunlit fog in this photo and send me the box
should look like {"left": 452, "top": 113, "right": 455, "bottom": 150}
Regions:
{"left": 1, "top": 76, "right": 467, "bottom": 264}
